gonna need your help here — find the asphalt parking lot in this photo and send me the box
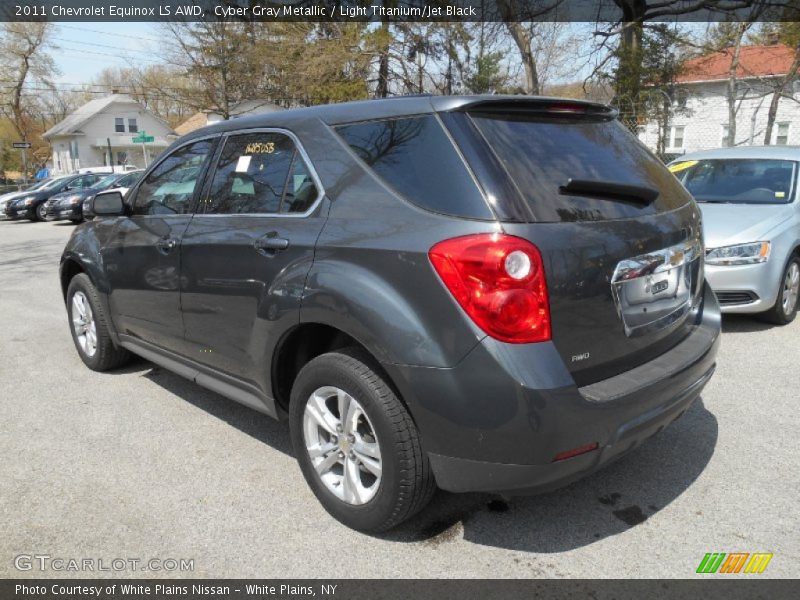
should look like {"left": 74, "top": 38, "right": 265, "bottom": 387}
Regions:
{"left": 1, "top": 218, "right": 798, "bottom": 579}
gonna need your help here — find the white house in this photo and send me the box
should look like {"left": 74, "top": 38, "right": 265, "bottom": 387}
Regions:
{"left": 43, "top": 93, "right": 176, "bottom": 175}
{"left": 640, "top": 44, "right": 800, "bottom": 156}
{"left": 174, "top": 100, "right": 284, "bottom": 136}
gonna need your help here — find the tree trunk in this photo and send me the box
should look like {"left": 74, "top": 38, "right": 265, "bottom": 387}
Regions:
{"left": 726, "top": 23, "right": 749, "bottom": 147}
{"left": 507, "top": 22, "right": 538, "bottom": 94}
{"left": 375, "top": 21, "right": 390, "bottom": 98}
{"left": 497, "top": 0, "right": 539, "bottom": 94}
{"left": 613, "top": 0, "right": 646, "bottom": 108}
{"left": 764, "top": 44, "right": 800, "bottom": 144}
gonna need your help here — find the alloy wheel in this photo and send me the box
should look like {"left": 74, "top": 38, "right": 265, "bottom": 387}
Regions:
{"left": 302, "top": 386, "right": 382, "bottom": 505}
{"left": 782, "top": 262, "right": 800, "bottom": 316}
{"left": 71, "top": 291, "right": 97, "bottom": 357}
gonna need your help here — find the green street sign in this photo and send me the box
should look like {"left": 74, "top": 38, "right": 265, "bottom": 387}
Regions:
{"left": 132, "top": 132, "right": 154, "bottom": 143}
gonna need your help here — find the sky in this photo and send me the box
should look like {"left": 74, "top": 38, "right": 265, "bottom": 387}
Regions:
{"left": 51, "top": 22, "right": 163, "bottom": 85}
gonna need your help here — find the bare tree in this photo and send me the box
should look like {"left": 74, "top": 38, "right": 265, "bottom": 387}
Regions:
{"left": 725, "top": 22, "right": 753, "bottom": 146}
{"left": 761, "top": 22, "right": 800, "bottom": 143}
{"left": 159, "top": 22, "right": 268, "bottom": 119}
{"left": 496, "top": 0, "right": 569, "bottom": 94}
{"left": 0, "top": 22, "right": 57, "bottom": 142}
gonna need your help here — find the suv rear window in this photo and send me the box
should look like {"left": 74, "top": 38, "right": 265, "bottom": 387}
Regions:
{"left": 469, "top": 113, "right": 692, "bottom": 222}
{"left": 336, "top": 115, "right": 492, "bottom": 220}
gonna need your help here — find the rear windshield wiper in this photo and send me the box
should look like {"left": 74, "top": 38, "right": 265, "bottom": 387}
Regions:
{"left": 559, "top": 179, "right": 659, "bottom": 205}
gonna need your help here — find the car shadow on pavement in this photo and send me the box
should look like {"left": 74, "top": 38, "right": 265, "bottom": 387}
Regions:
{"left": 721, "top": 314, "right": 773, "bottom": 333}
{"left": 106, "top": 357, "right": 717, "bottom": 553}
{"left": 382, "top": 398, "right": 718, "bottom": 553}
{"left": 108, "top": 356, "right": 293, "bottom": 456}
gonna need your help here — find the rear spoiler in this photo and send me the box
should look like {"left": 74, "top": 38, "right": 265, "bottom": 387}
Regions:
{"left": 445, "top": 98, "right": 618, "bottom": 119}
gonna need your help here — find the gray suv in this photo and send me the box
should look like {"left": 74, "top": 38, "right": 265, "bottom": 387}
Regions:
{"left": 60, "top": 96, "right": 720, "bottom": 532}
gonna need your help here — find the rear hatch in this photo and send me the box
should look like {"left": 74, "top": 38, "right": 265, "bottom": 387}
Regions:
{"left": 443, "top": 101, "right": 704, "bottom": 386}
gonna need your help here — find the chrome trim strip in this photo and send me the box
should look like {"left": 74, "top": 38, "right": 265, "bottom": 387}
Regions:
{"left": 611, "top": 237, "right": 701, "bottom": 284}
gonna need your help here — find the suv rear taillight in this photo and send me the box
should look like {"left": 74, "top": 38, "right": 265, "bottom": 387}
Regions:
{"left": 429, "top": 233, "right": 551, "bottom": 344}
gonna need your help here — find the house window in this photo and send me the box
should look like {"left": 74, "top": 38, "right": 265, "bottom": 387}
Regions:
{"left": 673, "top": 89, "right": 688, "bottom": 109}
{"left": 670, "top": 126, "right": 685, "bottom": 149}
{"left": 117, "top": 151, "right": 128, "bottom": 165}
{"left": 128, "top": 118, "right": 138, "bottom": 133}
{"left": 115, "top": 118, "right": 125, "bottom": 133}
{"left": 776, "top": 122, "right": 790, "bottom": 145}
{"left": 721, "top": 125, "right": 730, "bottom": 147}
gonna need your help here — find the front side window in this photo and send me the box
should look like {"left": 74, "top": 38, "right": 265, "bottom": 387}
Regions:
{"left": 132, "top": 139, "right": 214, "bottom": 215}
{"left": 676, "top": 158, "right": 797, "bottom": 204}
{"left": 203, "top": 132, "right": 318, "bottom": 215}
{"left": 115, "top": 118, "right": 125, "bottom": 133}
{"left": 335, "top": 115, "right": 490, "bottom": 219}
{"left": 128, "top": 118, "right": 138, "bottom": 133}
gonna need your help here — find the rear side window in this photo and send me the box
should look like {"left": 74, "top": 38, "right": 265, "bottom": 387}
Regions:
{"left": 336, "top": 116, "right": 492, "bottom": 220}
{"left": 116, "top": 172, "right": 142, "bottom": 188}
{"left": 469, "top": 113, "right": 692, "bottom": 222}
{"left": 203, "top": 132, "right": 319, "bottom": 215}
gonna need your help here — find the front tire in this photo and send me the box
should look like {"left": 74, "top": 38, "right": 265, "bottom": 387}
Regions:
{"left": 35, "top": 203, "right": 47, "bottom": 221}
{"left": 66, "top": 273, "right": 131, "bottom": 371}
{"left": 761, "top": 256, "right": 800, "bottom": 325}
{"left": 289, "top": 348, "right": 435, "bottom": 532}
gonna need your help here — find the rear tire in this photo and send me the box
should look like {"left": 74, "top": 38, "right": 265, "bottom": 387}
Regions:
{"left": 761, "top": 256, "right": 800, "bottom": 325}
{"left": 289, "top": 348, "right": 435, "bottom": 532}
{"left": 66, "top": 273, "right": 131, "bottom": 371}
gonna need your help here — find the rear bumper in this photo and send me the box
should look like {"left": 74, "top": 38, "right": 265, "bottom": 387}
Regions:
{"left": 386, "top": 283, "right": 721, "bottom": 494}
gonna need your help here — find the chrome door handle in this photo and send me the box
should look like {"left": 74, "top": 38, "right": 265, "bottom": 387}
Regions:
{"left": 254, "top": 235, "right": 290, "bottom": 253}
{"left": 156, "top": 237, "right": 178, "bottom": 253}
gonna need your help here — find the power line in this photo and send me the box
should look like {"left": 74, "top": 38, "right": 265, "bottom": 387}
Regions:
{"left": 57, "top": 23, "right": 163, "bottom": 45}
{"left": 52, "top": 36, "right": 156, "bottom": 57}
{"left": 56, "top": 44, "right": 162, "bottom": 63}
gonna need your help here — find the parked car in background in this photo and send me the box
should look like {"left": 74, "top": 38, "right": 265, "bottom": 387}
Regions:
{"left": 670, "top": 146, "right": 800, "bottom": 324}
{"left": 0, "top": 179, "right": 53, "bottom": 220}
{"left": 5, "top": 173, "right": 101, "bottom": 221}
{"left": 48, "top": 170, "right": 143, "bottom": 223}
{"left": 77, "top": 165, "right": 139, "bottom": 175}
{"left": 61, "top": 96, "right": 720, "bottom": 532}
{"left": 83, "top": 170, "right": 142, "bottom": 221}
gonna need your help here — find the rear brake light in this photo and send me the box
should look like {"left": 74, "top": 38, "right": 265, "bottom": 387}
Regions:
{"left": 545, "top": 102, "right": 587, "bottom": 114}
{"left": 429, "top": 233, "right": 551, "bottom": 343}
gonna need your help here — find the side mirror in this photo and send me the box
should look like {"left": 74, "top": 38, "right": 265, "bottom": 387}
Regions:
{"left": 92, "top": 190, "right": 126, "bottom": 217}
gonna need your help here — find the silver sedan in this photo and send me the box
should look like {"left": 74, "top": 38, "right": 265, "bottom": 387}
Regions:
{"left": 670, "top": 146, "right": 800, "bottom": 324}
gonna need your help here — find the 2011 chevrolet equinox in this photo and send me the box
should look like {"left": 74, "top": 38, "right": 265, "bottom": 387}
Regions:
{"left": 60, "top": 96, "right": 721, "bottom": 532}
